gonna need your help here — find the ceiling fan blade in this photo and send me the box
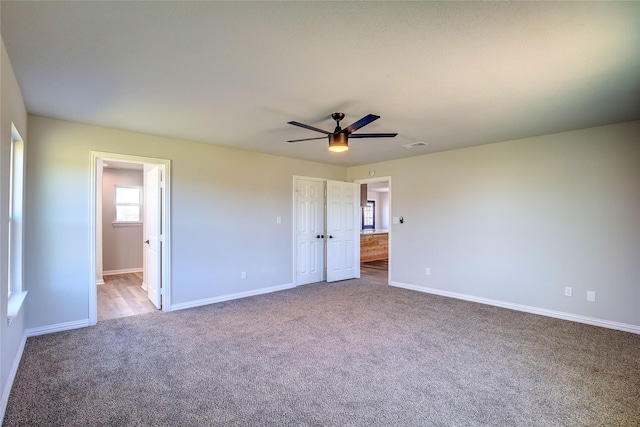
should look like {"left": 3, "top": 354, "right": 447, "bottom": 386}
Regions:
{"left": 349, "top": 133, "right": 398, "bottom": 138}
{"left": 287, "top": 136, "right": 328, "bottom": 143}
{"left": 344, "top": 114, "right": 380, "bottom": 134}
{"left": 287, "top": 121, "right": 331, "bottom": 135}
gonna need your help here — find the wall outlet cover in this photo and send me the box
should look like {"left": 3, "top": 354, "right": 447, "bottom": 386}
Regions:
{"left": 587, "top": 291, "right": 596, "bottom": 302}
{"left": 564, "top": 287, "right": 572, "bottom": 297}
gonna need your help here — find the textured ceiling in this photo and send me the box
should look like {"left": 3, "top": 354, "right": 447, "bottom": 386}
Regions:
{"left": 2, "top": 1, "right": 639, "bottom": 166}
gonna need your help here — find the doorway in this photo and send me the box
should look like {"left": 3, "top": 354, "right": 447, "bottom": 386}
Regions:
{"left": 98, "top": 161, "right": 154, "bottom": 320}
{"left": 89, "top": 152, "right": 172, "bottom": 325}
{"left": 355, "top": 177, "right": 391, "bottom": 285}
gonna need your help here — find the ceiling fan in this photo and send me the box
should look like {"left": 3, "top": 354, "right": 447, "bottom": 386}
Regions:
{"left": 287, "top": 113, "right": 398, "bottom": 152}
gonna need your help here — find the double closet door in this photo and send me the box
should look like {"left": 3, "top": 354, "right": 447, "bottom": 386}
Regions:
{"left": 295, "top": 179, "right": 360, "bottom": 285}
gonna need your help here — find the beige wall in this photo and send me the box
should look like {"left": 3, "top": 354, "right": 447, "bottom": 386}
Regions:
{"left": 102, "top": 168, "right": 144, "bottom": 272}
{"left": 0, "top": 37, "right": 28, "bottom": 416}
{"left": 22, "top": 116, "right": 640, "bottom": 330}
{"left": 349, "top": 121, "right": 640, "bottom": 327}
{"left": 25, "top": 116, "right": 347, "bottom": 329}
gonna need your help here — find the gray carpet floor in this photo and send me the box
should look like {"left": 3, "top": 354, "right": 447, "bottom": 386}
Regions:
{"left": 4, "top": 279, "right": 640, "bottom": 426}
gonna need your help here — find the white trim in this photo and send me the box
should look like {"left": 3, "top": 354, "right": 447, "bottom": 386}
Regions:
{"left": 25, "top": 319, "right": 90, "bottom": 337}
{"left": 111, "top": 221, "right": 143, "bottom": 227}
{"left": 390, "top": 281, "right": 640, "bottom": 335}
{"left": 7, "top": 291, "right": 28, "bottom": 325}
{"left": 170, "top": 283, "right": 295, "bottom": 312}
{"left": 96, "top": 279, "right": 105, "bottom": 286}
{"left": 102, "top": 268, "right": 143, "bottom": 276}
{"left": 90, "top": 151, "right": 172, "bottom": 325}
{"left": 0, "top": 332, "right": 27, "bottom": 421}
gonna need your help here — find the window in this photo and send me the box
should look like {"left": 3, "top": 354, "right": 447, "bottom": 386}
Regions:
{"left": 362, "top": 200, "right": 375, "bottom": 230}
{"left": 114, "top": 185, "right": 143, "bottom": 224}
{"left": 7, "top": 123, "right": 27, "bottom": 323}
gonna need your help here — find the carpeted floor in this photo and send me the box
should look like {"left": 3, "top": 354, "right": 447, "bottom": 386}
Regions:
{"left": 4, "top": 279, "right": 640, "bottom": 426}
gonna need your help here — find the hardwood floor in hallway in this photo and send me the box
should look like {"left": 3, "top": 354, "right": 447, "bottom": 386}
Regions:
{"left": 98, "top": 272, "right": 158, "bottom": 321}
{"left": 360, "top": 259, "right": 388, "bottom": 285}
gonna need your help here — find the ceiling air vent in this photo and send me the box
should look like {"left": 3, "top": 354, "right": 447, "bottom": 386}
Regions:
{"left": 401, "top": 141, "right": 428, "bottom": 149}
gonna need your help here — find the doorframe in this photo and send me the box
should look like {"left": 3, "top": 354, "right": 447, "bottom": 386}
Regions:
{"left": 292, "top": 175, "right": 327, "bottom": 286}
{"left": 354, "top": 176, "right": 391, "bottom": 285}
{"left": 89, "top": 151, "right": 172, "bottom": 325}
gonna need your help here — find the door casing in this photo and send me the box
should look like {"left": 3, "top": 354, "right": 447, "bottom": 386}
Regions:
{"left": 354, "top": 176, "right": 391, "bottom": 285}
{"left": 89, "top": 151, "right": 172, "bottom": 325}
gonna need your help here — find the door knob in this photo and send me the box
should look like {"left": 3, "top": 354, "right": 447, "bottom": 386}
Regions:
{"left": 328, "top": 235, "right": 334, "bottom": 239}
{"left": 144, "top": 240, "right": 150, "bottom": 245}
{"left": 316, "top": 235, "right": 325, "bottom": 239}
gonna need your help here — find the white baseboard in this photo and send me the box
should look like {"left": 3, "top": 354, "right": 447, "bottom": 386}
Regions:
{"left": 390, "top": 281, "right": 640, "bottom": 335}
{"left": 141, "top": 282, "right": 148, "bottom": 291}
{"left": 0, "top": 332, "right": 27, "bottom": 421}
{"left": 102, "top": 268, "right": 143, "bottom": 276}
{"left": 96, "top": 279, "right": 105, "bottom": 286}
{"left": 25, "top": 319, "right": 90, "bottom": 337}
{"left": 170, "top": 283, "right": 295, "bottom": 312}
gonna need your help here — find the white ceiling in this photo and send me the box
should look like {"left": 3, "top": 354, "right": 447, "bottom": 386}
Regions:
{"left": 2, "top": 1, "right": 639, "bottom": 167}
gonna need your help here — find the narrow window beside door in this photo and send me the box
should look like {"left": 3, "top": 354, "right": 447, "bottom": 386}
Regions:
{"left": 362, "top": 200, "right": 375, "bottom": 230}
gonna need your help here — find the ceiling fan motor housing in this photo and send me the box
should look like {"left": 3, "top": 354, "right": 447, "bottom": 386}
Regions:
{"left": 328, "top": 132, "right": 348, "bottom": 152}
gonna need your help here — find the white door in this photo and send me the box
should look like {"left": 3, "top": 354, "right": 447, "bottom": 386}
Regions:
{"left": 326, "top": 180, "right": 360, "bottom": 282}
{"left": 144, "top": 164, "right": 162, "bottom": 309}
{"left": 295, "top": 180, "right": 325, "bottom": 285}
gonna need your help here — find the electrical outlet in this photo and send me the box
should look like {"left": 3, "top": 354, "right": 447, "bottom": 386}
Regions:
{"left": 241, "top": 272, "right": 247, "bottom": 280}
{"left": 564, "top": 287, "right": 572, "bottom": 297}
{"left": 425, "top": 268, "right": 431, "bottom": 276}
{"left": 587, "top": 291, "right": 596, "bottom": 302}
{"left": 276, "top": 216, "right": 282, "bottom": 224}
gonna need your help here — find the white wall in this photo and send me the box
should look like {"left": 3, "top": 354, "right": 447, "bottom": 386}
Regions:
{"left": 379, "top": 191, "right": 390, "bottom": 230}
{"left": 24, "top": 116, "right": 347, "bottom": 329}
{"left": 365, "top": 190, "right": 390, "bottom": 231}
{"left": 0, "top": 37, "right": 28, "bottom": 417}
{"left": 349, "top": 121, "right": 640, "bottom": 328}
{"left": 102, "top": 168, "right": 143, "bottom": 272}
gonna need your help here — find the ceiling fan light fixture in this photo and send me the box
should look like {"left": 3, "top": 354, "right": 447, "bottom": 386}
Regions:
{"left": 328, "top": 132, "right": 349, "bottom": 152}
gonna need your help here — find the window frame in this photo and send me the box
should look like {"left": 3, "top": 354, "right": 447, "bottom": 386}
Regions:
{"left": 113, "top": 185, "right": 143, "bottom": 226}
{"left": 7, "top": 123, "right": 28, "bottom": 324}
{"left": 362, "top": 200, "right": 376, "bottom": 230}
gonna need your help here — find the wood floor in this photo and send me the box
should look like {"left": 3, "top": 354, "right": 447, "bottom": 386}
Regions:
{"left": 97, "top": 272, "right": 158, "bottom": 321}
{"left": 360, "top": 259, "right": 388, "bottom": 285}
